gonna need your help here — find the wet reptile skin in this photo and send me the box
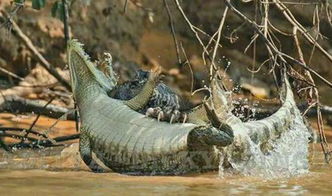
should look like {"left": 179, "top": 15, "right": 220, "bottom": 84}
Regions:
{"left": 67, "top": 39, "right": 308, "bottom": 175}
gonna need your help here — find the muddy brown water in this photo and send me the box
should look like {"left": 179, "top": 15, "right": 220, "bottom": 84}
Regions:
{"left": 0, "top": 148, "right": 331, "bottom": 196}
{"left": 1, "top": 113, "right": 332, "bottom": 195}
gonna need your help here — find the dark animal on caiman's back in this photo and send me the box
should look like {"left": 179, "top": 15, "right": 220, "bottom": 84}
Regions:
{"left": 67, "top": 39, "right": 310, "bottom": 175}
{"left": 109, "top": 69, "right": 188, "bottom": 123}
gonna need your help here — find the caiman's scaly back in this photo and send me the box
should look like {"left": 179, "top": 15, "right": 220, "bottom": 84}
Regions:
{"left": 67, "top": 39, "right": 308, "bottom": 175}
{"left": 67, "top": 39, "right": 234, "bottom": 174}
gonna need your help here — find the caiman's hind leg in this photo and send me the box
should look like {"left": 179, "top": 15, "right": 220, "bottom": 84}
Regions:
{"left": 79, "top": 131, "right": 107, "bottom": 173}
{"left": 145, "top": 107, "right": 187, "bottom": 123}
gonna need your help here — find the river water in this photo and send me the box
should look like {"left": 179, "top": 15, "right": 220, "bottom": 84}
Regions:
{"left": 0, "top": 144, "right": 330, "bottom": 195}
{"left": 1, "top": 113, "right": 332, "bottom": 195}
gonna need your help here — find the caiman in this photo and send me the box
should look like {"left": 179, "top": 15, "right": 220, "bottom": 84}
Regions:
{"left": 109, "top": 69, "right": 188, "bottom": 123}
{"left": 67, "top": 39, "right": 310, "bottom": 175}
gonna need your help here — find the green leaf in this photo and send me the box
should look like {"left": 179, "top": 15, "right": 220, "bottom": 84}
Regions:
{"left": 51, "top": 1, "right": 64, "bottom": 22}
{"left": 51, "top": 1, "right": 60, "bottom": 18}
{"left": 13, "top": 0, "right": 25, "bottom": 4}
{"left": 32, "top": 0, "right": 46, "bottom": 10}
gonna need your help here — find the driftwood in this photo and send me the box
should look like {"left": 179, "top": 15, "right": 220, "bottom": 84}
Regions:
{"left": 8, "top": 133, "right": 80, "bottom": 149}
{"left": 250, "top": 103, "right": 332, "bottom": 119}
{"left": 0, "top": 95, "right": 75, "bottom": 120}
{"left": 0, "top": 127, "right": 79, "bottom": 151}
{"left": 0, "top": 63, "right": 73, "bottom": 119}
{"left": 2, "top": 93, "right": 332, "bottom": 124}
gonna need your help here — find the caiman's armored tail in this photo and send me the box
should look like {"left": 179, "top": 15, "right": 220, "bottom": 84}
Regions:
{"left": 67, "top": 39, "right": 234, "bottom": 174}
{"left": 68, "top": 39, "right": 308, "bottom": 175}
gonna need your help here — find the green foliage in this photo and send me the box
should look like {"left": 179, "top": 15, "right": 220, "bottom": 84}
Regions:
{"left": 13, "top": 0, "right": 88, "bottom": 22}
{"left": 13, "top": 0, "right": 25, "bottom": 4}
{"left": 32, "top": 0, "right": 46, "bottom": 10}
{"left": 12, "top": 0, "right": 91, "bottom": 23}
{"left": 51, "top": 1, "right": 64, "bottom": 21}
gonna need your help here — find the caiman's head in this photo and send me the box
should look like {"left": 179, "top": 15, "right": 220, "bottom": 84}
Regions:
{"left": 67, "top": 39, "right": 160, "bottom": 110}
{"left": 67, "top": 39, "right": 117, "bottom": 100}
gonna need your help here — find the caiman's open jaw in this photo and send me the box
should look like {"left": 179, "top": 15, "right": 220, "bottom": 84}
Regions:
{"left": 67, "top": 39, "right": 115, "bottom": 99}
{"left": 67, "top": 39, "right": 309, "bottom": 175}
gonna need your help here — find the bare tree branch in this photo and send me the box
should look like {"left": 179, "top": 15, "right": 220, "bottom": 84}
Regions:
{"left": 224, "top": 0, "right": 332, "bottom": 89}
{"left": 1, "top": 10, "right": 71, "bottom": 91}
{"left": 0, "top": 95, "right": 75, "bottom": 120}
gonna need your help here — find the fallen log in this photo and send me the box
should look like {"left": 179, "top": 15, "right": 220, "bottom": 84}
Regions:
{"left": 0, "top": 95, "right": 75, "bottom": 120}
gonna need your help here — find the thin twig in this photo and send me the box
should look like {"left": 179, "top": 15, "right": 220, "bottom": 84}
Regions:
{"left": 180, "top": 42, "right": 194, "bottom": 93}
{"left": 209, "top": 6, "right": 229, "bottom": 80}
{"left": 273, "top": 0, "right": 332, "bottom": 64}
{"left": 173, "top": 0, "right": 211, "bottom": 66}
{"left": 0, "top": 0, "right": 24, "bottom": 29}
{"left": 224, "top": 0, "right": 332, "bottom": 89}
{"left": 193, "top": 26, "right": 223, "bottom": 48}
{"left": 281, "top": 53, "right": 332, "bottom": 88}
{"left": 0, "top": 127, "right": 48, "bottom": 138}
{"left": 1, "top": 10, "right": 71, "bottom": 91}
{"left": 0, "top": 66, "right": 24, "bottom": 81}
{"left": 163, "top": 0, "right": 182, "bottom": 65}
{"left": 123, "top": 0, "right": 129, "bottom": 13}
{"left": 0, "top": 133, "right": 38, "bottom": 142}
{"left": 0, "top": 95, "right": 75, "bottom": 120}
{"left": 268, "top": 20, "right": 293, "bottom": 36}
{"left": 9, "top": 133, "right": 80, "bottom": 149}
{"left": 62, "top": 0, "right": 71, "bottom": 47}
{"left": 302, "top": 102, "right": 317, "bottom": 117}
{"left": 21, "top": 97, "right": 55, "bottom": 142}
{"left": 41, "top": 107, "right": 75, "bottom": 141}
{"left": 293, "top": 26, "right": 331, "bottom": 162}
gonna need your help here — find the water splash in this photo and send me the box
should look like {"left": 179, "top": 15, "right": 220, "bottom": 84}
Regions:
{"left": 219, "top": 111, "right": 311, "bottom": 179}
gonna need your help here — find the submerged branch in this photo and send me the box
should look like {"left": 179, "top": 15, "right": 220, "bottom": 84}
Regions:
{"left": 7, "top": 133, "right": 80, "bottom": 149}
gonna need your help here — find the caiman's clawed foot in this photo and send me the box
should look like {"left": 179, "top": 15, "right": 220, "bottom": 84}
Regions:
{"left": 146, "top": 107, "right": 164, "bottom": 121}
{"left": 166, "top": 109, "right": 180, "bottom": 124}
{"left": 171, "top": 111, "right": 189, "bottom": 124}
{"left": 145, "top": 107, "right": 188, "bottom": 124}
{"left": 182, "top": 113, "right": 188, "bottom": 124}
{"left": 79, "top": 131, "right": 109, "bottom": 173}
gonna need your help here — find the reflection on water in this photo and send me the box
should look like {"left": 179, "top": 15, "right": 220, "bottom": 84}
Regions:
{"left": 0, "top": 144, "right": 331, "bottom": 195}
